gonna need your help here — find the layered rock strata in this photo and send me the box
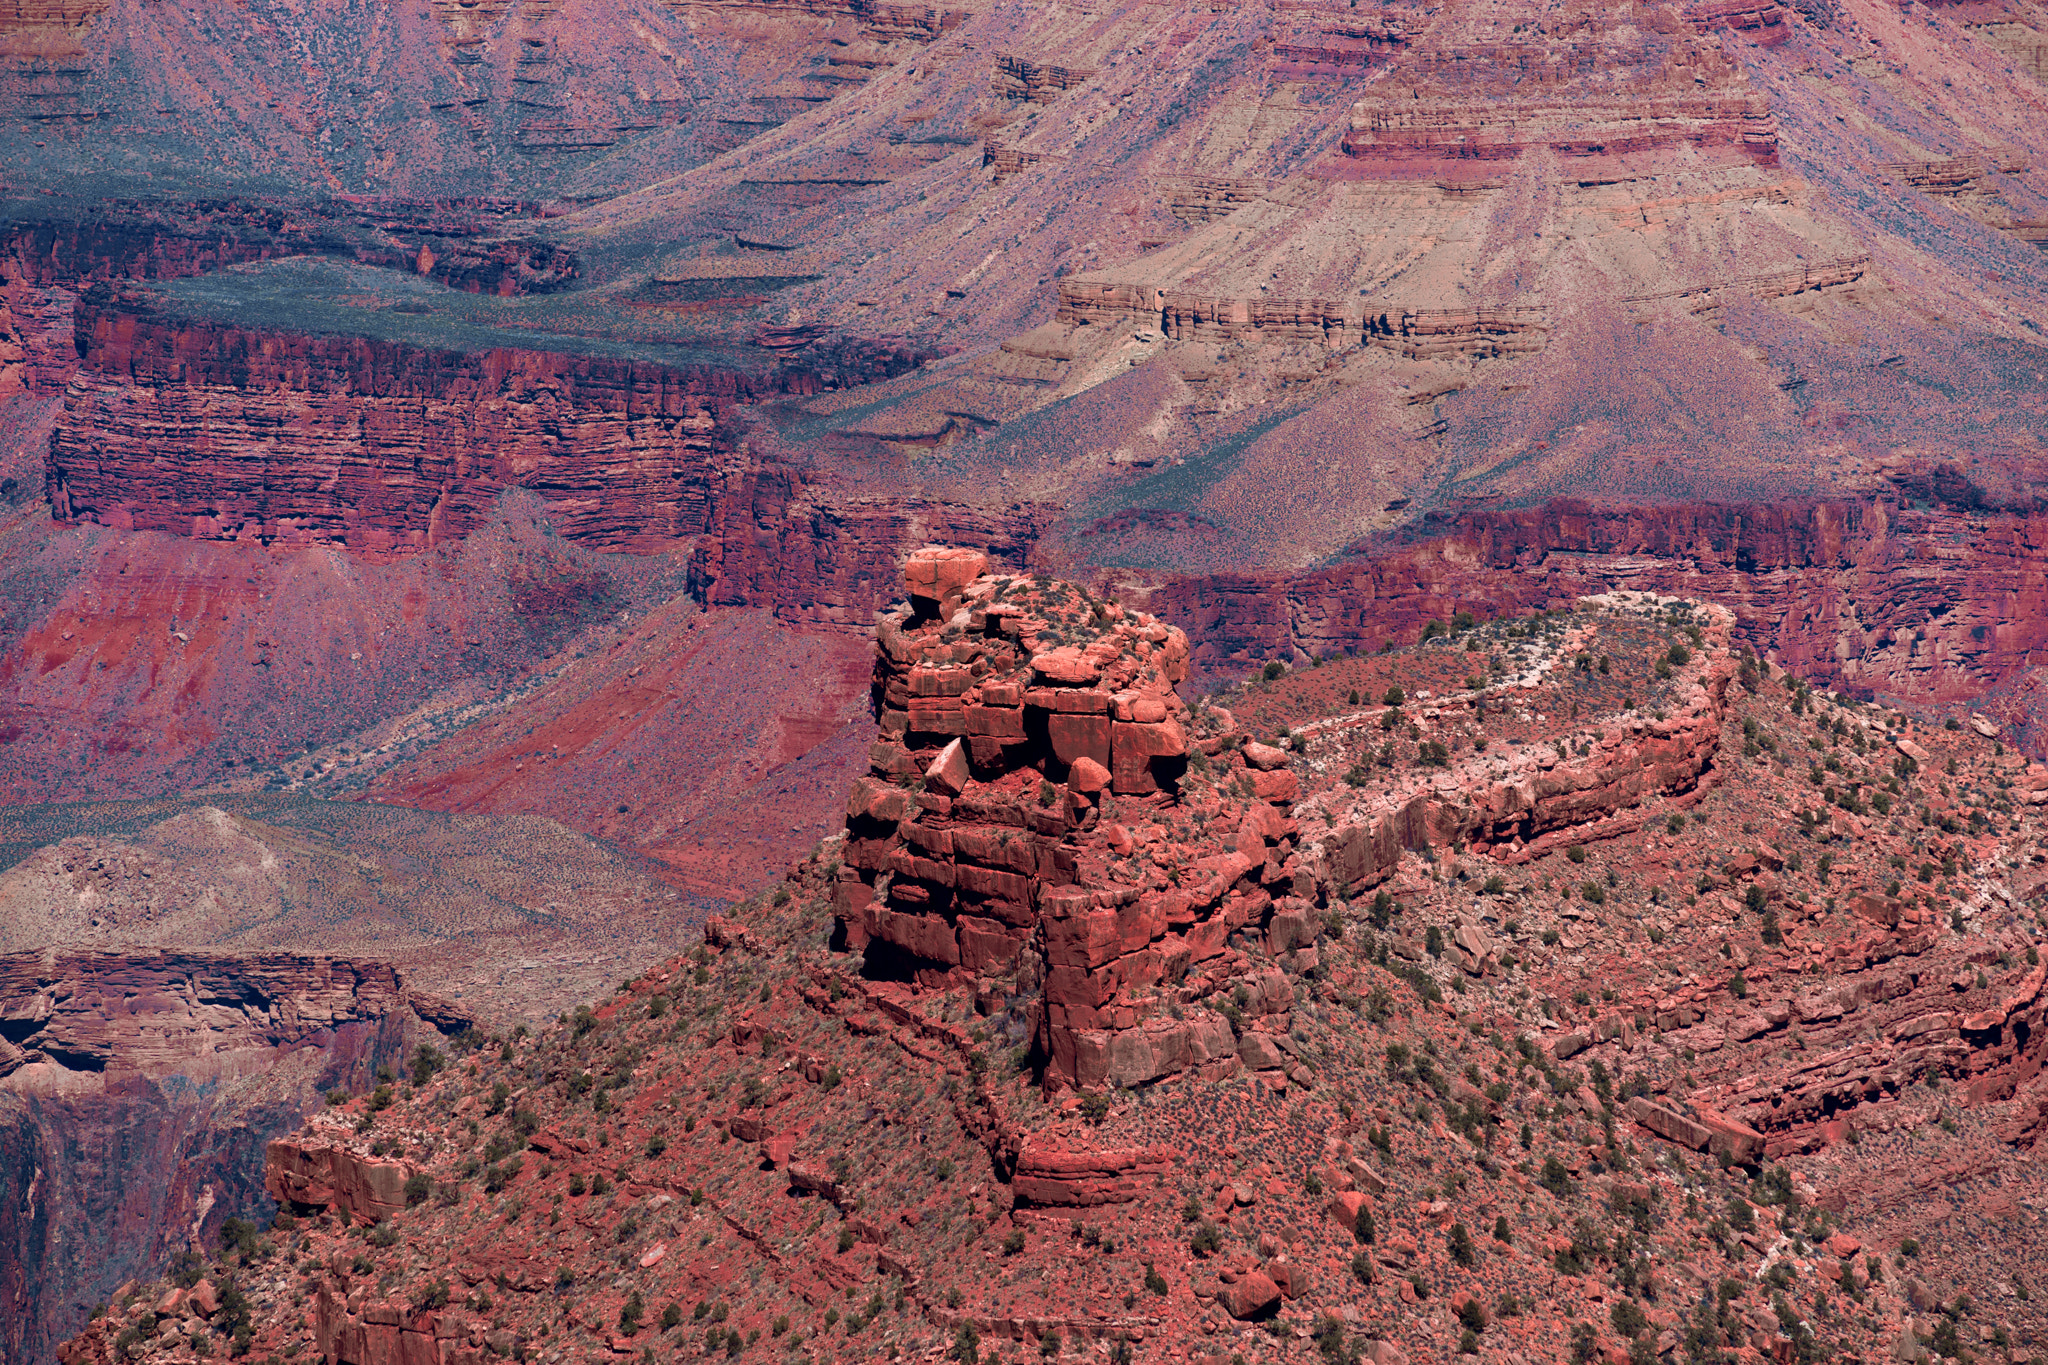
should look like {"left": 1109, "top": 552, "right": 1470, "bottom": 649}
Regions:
{"left": 683, "top": 472, "right": 1052, "bottom": 633}
{"left": 1, "top": 206, "right": 575, "bottom": 401}
{"left": 833, "top": 559, "right": 1746, "bottom": 1093}
{"left": 837, "top": 548, "right": 1304, "bottom": 1088}
{"left": 46, "top": 293, "right": 941, "bottom": 560}
{"left": 1313, "top": 602, "right": 1736, "bottom": 891}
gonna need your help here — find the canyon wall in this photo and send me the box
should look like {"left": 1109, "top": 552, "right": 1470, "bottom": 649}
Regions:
{"left": 50, "top": 290, "right": 756, "bottom": 557}
{"left": 0, "top": 206, "right": 576, "bottom": 402}
{"left": 47, "top": 288, "right": 1041, "bottom": 622}
{"left": 0, "top": 950, "right": 460, "bottom": 1365}
{"left": 683, "top": 465, "right": 1052, "bottom": 633}
{"left": 0, "top": 213, "right": 284, "bottom": 402}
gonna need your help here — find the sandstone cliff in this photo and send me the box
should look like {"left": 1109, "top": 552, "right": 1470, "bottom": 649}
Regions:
{"left": 49, "top": 290, "right": 750, "bottom": 557}
{"left": 44, "top": 290, "right": 1024, "bottom": 622}
{"left": 0, "top": 205, "right": 579, "bottom": 404}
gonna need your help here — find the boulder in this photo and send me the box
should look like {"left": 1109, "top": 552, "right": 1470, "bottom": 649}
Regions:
{"left": 1250, "top": 769, "right": 1300, "bottom": 803}
{"left": 1266, "top": 903, "right": 1317, "bottom": 954}
{"left": 1624, "top": 1097, "right": 1714, "bottom": 1152}
{"left": 1451, "top": 922, "right": 1492, "bottom": 973}
{"left": 1242, "top": 742, "right": 1289, "bottom": 771}
{"left": 1326, "top": 1190, "right": 1368, "bottom": 1229}
{"left": 1068, "top": 756, "right": 1111, "bottom": 794}
{"left": 1692, "top": 1105, "right": 1767, "bottom": 1165}
{"left": 924, "top": 739, "right": 969, "bottom": 796}
{"left": 1239, "top": 1033, "right": 1287, "bottom": 1070}
{"left": 1218, "top": 1270, "right": 1282, "bottom": 1319}
{"left": 788, "top": 1161, "right": 841, "bottom": 1200}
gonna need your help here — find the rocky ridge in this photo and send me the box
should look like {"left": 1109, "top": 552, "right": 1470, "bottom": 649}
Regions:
{"left": 57, "top": 557, "right": 2048, "bottom": 1365}
{"left": 1143, "top": 496, "right": 2048, "bottom": 756}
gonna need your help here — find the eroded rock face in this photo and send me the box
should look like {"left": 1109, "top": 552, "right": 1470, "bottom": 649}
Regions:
{"left": 0, "top": 207, "right": 583, "bottom": 405}
{"left": 42, "top": 290, "right": 1038, "bottom": 635}
{"left": 838, "top": 548, "right": 1310, "bottom": 1087}
{"left": 837, "top": 565, "right": 1756, "bottom": 1091}
{"left": 682, "top": 469, "right": 1052, "bottom": 634}
{"left": 0, "top": 951, "right": 458, "bottom": 1365}
{"left": 50, "top": 292, "right": 752, "bottom": 558}
{"left": 0, "top": 950, "right": 423, "bottom": 1081}
{"left": 264, "top": 1139, "right": 413, "bottom": 1224}
{"left": 49, "top": 580, "right": 2048, "bottom": 1365}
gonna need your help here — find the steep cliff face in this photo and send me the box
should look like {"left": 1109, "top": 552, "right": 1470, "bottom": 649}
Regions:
{"left": 0, "top": 951, "right": 459, "bottom": 1365}
{"left": 1, "top": 206, "right": 580, "bottom": 402}
{"left": 46, "top": 291, "right": 969, "bottom": 565}
{"left": 49, "top": 292, "right": 751, "bottom": 558}
{"left": 0, "top": 213, "right": 280, "bottom": 402}
{"left": 683, "top": 464, "right": 1053, "bottom": 633}
{"left": 1146, "top": 498, "right": 2048, "bottom": 739}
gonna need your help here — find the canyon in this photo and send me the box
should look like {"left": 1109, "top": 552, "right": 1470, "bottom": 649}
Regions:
{"left": 0, "top": 0, "right": 2045, "bottom": 1354}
